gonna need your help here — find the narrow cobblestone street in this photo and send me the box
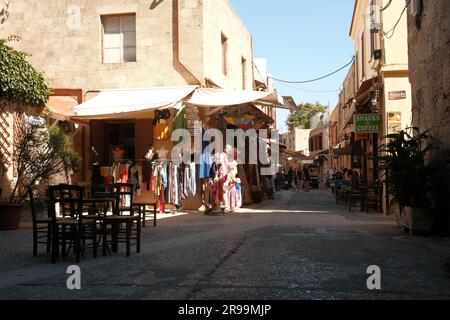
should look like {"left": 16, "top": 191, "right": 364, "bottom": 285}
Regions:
{"left": 1, "top": 189, "right": 449, "bottom": 300}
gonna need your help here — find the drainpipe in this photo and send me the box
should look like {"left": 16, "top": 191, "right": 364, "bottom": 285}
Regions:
{"left": 176, "top": 0, "right": 203, "bottom": 86}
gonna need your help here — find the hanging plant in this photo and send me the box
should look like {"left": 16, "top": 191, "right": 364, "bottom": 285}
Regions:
{"left": 0, "top": 35, "right": 51, "bottom": 108}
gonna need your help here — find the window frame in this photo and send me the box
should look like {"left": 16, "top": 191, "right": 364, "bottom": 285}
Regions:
{"left": 101, "top": 13, "right": 137, "bottom": 64}
{"left": 221, "top": 32, "right": 229, "bottom": 76}
{"left": 241, "top": 56, "right": 247, "bottom": 89}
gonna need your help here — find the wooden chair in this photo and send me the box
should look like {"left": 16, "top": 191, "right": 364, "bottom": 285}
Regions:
{"left": 48, "top": 184, "right": 98, "bottom": 263}
{"left": 364, "top": 185, "right": 381, "bottom": 213}
{"left": 348, "top": 186, "right": 367, "bottom": 212}
{"left": 102, "top": 183, "right": 141, "bottom": 257}
{"left": 134, "top": 201, "right": 157, "bottom": 227}
{"left": 336, "top": 189, "right": 349, "bottom": 206}
{"left": 75, "top": 181, "right": 91, "bottom": 200}
{"left": 28, "top": 185, "right": 52, "bottom": 257}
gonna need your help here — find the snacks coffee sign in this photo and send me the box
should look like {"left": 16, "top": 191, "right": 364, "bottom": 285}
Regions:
{"left": 354, "top": 114, "right": 381, "bottom": 134}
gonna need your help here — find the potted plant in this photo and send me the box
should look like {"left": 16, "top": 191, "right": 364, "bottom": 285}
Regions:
{"left": 0, "top": 122, "right": 80, "bottom": 230}
{"left": 379, "top": 128, "right": 435, "bottom": 235}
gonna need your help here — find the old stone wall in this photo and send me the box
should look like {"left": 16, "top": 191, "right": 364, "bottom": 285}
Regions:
{"left": 408, "top": 0, "right": 450, "bottom": 233}
{"left": 203, "top": 0, "right": 253, "bottom": 90}
{"left": 0, "top": 0, "right": 252, "bottom": 92}
{"left": 408, "top": 0, "right": 450, "bottom": 148}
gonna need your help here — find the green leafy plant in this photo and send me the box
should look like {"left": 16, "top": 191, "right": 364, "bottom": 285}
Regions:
{"left": 286, "top": 102, "right": 327, "bottom": 130}
{"left": 7, "top": 122, "right": 80, "bottom": 204}
{"left": 0, "top": 36, "right": 51, "bottom": 108}
{"left": 378, "top": 128, "right": 435, "bottom": 211}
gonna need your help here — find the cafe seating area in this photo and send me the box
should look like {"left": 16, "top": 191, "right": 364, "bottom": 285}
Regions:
{"left": 29, "top": 183, "right": 157, "bottom": 263}
{"left": 332, "top": 179, "right": 382, "bottom": 213}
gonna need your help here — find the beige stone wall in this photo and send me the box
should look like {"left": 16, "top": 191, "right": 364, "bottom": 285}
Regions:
{"left": 382, "top": 76, "right": 412, "bottom": 136}
{"left": 381, "top": 0, "right": 409, "bottom": 68}
{"left": 408, "top": 0, "right": 450, "bottom": 148}
{"left": 350, "top": 0, "right": 409, "bottom": 83}
{"left": 203, "top": 0, "right": 253, "bottom": 90}
{"left": 0, "top": 0, "right": 252, "bottom": 91}
{"left": 0, "top": 0, "right": 192, "bottom": 90}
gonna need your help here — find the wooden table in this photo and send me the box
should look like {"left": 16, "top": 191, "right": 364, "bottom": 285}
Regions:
{"left": 83, "top": 198, "right": 114, "bottom": 216}
{"left": 133, "top": 201, "right": 157, "bottom": 227}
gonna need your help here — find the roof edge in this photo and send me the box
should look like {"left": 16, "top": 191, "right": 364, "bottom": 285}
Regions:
{"left": 349, "top": 0, "right": 358, "bottom": 37}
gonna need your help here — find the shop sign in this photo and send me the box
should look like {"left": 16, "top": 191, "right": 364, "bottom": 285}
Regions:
{"left": 389, "top": 91, "right": 406, "bottom": 100}
{"left": 354, "top": 114, "right": 381, "bottom": 134}
{"left": 25, "top": 115, "right": 45, "bottom": 127}
{"left": 355, "top": 133, "right": 369, "bottom": 141}
{"left": 387, "top": 111, "right": 402, "bottom": 135}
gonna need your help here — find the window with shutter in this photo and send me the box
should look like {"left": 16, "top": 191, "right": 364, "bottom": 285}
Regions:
{"left": 101, "top": 14, "right": 136, "bottom": 64}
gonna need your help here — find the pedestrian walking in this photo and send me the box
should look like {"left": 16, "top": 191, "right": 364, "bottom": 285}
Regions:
{"left": 295, "top": 168, "right": 303, "bottom": 192}
{"left": 287, "top": 168, "right": 294, "bottom": 190}
{"left": 303, "top": 165, "right": 310, "bottom": 192}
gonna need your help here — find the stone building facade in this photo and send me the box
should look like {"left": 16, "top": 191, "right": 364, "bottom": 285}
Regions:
{"left": 0, "top": 0, "right": 254, "bottom": 91}
{"left": 407, "top": 0, "right": 450, "bottom": 232}
{"left": 407, "top": 0, "right": 450, "bottom": 148}
{"left": 0, "top": 0, "right": 260, "bottom": 206}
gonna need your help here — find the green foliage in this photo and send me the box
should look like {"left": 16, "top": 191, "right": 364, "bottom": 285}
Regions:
{"left": 0, "top": 36, "right": 51, "bottom": 108}
{"left": 378, "top": 128, "right": 435, "bottom": 210}
{"left": 286, "top": 102, "right": 327, "bottom": 130}
{"left": 7, "top": 122, "right": 80, "bottom": 204}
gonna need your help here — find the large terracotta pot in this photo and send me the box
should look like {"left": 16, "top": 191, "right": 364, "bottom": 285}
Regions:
{"left": 0, "top": 203, "right": 23, "bottom": 231}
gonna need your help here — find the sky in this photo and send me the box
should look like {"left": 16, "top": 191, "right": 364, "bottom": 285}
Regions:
{"left": 230, "top": 0, "right": 356, "bottom": 133}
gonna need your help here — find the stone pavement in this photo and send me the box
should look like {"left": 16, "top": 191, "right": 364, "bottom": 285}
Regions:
{"left": 1, "top": 189, "right": 450, "bottom": 300}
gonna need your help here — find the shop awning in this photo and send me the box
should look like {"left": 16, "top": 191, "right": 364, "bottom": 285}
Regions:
{"left": 187, "top": 88, "right": 286, "bottom": 108}
{"left": 46, "top": 96, "right": 78, "bottom": 121}
{"left": 333, "top": 142, "right": 352, "bottom": 156}
{"left": 355, "top": 77, "right": 379, "bottom": 103}
{"left": 71, "top": 86, "right": 198, "bottom": 121}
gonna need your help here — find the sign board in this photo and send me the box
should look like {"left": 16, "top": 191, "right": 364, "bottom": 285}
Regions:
{"left": 354, "top": 114, "right": 381, "bottom": 134}
{"left": 389, "top": 91, "right": 406, "bottom": 100}
{"left": 25, "top": 115, "right": 45, "bottom": 127}
{"left": 355, "top": 133, "right": 369, "bottom": 141}
{"left": 387, "top": 111, "right": 402, "bottom": 135}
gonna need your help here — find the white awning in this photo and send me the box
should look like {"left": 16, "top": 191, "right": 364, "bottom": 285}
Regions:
{"left": 187, "top": 88, "right": 285, "bottom": 108}
{"left": 72, "top": 86, "right": 198, "bottom": 120}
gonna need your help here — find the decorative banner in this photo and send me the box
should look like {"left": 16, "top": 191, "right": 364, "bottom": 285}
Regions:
{"left": 354, "top": 114, "right": 382, "bottom": 133}
{"left": 224, "top": 114, "right": 256, "bottom": 130}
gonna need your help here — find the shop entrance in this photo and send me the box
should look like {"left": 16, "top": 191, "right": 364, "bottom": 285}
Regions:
{"left": 106, "top": 122, "right": 136, "bottom": 163}
{"left": 90, "top": 120, "right": 136, "bottom": 166}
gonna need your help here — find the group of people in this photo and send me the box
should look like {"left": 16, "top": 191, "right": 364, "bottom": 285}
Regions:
{"left": 327, "top": 167, "right": 361, "bottom": 188}
{"left": 286, "top": 165, "right": 311, "bottom": 192}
